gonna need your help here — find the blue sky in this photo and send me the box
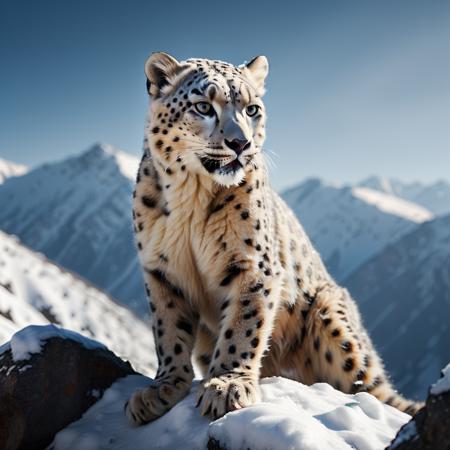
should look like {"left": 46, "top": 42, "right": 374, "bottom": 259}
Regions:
{"left": 1, "top": 0, "right": 449, "bottom": 190}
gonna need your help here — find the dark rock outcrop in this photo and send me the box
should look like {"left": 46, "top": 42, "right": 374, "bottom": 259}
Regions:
{"left": 0, "top": 325, "right": 135, "bottom": 450}
{"left": 387, "top": 368, "right": 450, "bottom": 450}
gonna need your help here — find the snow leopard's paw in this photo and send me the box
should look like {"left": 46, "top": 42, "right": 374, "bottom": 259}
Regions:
{"left": 196, "top": 373, "right": 260, "bottom": 420}
{"left": 125, "top": 377, "right": 190, "bottom": 426}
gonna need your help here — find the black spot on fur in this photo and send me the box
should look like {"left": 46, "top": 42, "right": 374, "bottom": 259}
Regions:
{"left": 142, "top": 196, "right": 157, "bottom": 208}
{"left": 343, "top": 358, "right": 355, "bottom": 372}
{"left": 220, "top": 264, "right": 245, "bottom": 286}
{"left": 211, "top": 203, "right": 224, "bottom": 213}
{"left": 314, "top": 337, "right": 320, "bottom": 351}
{"left": 174, "top": 343, "right": 182, "bottom": 355}
{"left": 249, "top": 282, "right": 263, "bottom": 293}
{"left": 221, "top": 300, "right": 230, "bottom": 310}
{"left": 341, "top": 341, "right": 353, "bottom": 353}
{"left": 146, "top": 269, "right": 184, "bottom": 299}
{"left": 164, "top": 356, "right": 172, "bottom": 366}
{"left": 176, "top": 319, "right": 193, "bottom": 335}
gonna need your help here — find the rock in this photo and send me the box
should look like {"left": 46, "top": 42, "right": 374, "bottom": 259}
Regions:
{"left": 0, "top": 325, "right": 135, "bottom": 450}
{"left": 387, "top": 364, "right": 450, "bottom": 450}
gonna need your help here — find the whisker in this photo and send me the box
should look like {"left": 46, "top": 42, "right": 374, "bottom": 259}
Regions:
{"left": 262, "top": 147, "right": 280, "bottom": 159}
{"left": 264, "top": 152, "right": 277, "bottom": 170}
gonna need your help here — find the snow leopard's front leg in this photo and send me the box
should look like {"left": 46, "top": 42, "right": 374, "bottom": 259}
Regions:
{"left": 125, "top": 268, "right": 198, "bottom": 426}
{"left": 197, "top": 259, "right": 281, "bottom": 420}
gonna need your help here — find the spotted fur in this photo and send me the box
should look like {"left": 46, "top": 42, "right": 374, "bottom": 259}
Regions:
{"left": 126, "top": 52, "right": 422, "bottom": 425}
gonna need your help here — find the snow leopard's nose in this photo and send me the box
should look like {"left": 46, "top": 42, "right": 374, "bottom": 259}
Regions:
{"left": 224, "top": 139, "right": 251, "bottom": 155}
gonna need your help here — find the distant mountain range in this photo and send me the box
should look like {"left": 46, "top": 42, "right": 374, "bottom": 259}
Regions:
{"left": 0, "top": 230, "right": 156, "bottom": 374}
{"left": 282, "top": 178, "right": 432, "bottom": 281}
{"left": 1, "top": 145, "right": 449, "bottom": 399}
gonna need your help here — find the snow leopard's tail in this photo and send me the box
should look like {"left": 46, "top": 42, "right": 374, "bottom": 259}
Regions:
{"left": 369, "top": 382, "right": 424, "bottom": 416}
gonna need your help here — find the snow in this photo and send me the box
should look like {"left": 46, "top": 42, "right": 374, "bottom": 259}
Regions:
{"left": 359, "top": 176, "right": 450, "bottom": 216}
{"left": 52, "top": 376, "right": 410, "bottom": 450}
{"left": 0, "top": 230, "right": 157, "bottom": 374}
{"left": 430, "top": 363, "right": 450, "bottom": 395}
{"left": 0, "top": 158, "right": 28, "bottom": 183}
{"left": 352, "top": 187, "right": 432, "bottom": 223}
{"left": 0, "top": 324, "right": 105, "bottom": 362}
{"left": 94, "top": 142, "right": 140, "bottom": 181}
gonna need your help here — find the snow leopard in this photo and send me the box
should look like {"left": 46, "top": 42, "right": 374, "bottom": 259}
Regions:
{"left": 126, "top": 52, "right": 422, "bottom": 424}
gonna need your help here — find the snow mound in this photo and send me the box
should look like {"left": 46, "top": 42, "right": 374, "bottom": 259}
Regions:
{"left": 52, "top": 376, "right": 410, "bottom": 450}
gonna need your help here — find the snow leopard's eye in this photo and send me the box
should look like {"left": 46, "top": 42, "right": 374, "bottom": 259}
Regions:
{"left": 194, "top": 102, "right": 214, "bottom": 117}
{"left": 246, "top": 105, "right": 260, "bottom": 117}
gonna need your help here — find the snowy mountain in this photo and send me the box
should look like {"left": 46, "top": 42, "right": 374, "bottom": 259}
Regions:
{"left": 282, "top": 178, "right": 433, "bottom": 281}
{"left": 0, "top": 158, "right": 27, "bottom": 183}
{"left": 345, "top": 214, "right": 450, "bottom": 399}
{"left": 360, "top": 176, "right": 450, "bottom": 216}
{"left": 0, "top": 143, "right": 147, "bottom": 315}
{"left": 0, "top": 230, "right": 156, "bottom": 374}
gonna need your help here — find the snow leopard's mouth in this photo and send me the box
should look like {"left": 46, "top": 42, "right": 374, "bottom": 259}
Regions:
{"left": 200, "top": 156, "right": 243, "bottom": 175}
{"left": 218, "top": 159, "right": 243, "bottom": 174}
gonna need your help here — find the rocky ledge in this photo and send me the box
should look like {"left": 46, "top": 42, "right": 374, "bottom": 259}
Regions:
{"left": 0, "top": 325, "right": 448, "bottom": 450}
{"left": 387, "top": 363, "right": 450, "bottom": 450}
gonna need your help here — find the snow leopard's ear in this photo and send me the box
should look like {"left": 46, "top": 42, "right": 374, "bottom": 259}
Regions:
{"left": 244, "top": 56, "right": 269, "bottom": 94}
{"left": 144, "top": 52, "right": 187, "bottom": 97}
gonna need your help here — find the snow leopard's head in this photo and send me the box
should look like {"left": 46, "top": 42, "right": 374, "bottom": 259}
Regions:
{"left": 144, "top": 52, "right": 268, "bottom": 186}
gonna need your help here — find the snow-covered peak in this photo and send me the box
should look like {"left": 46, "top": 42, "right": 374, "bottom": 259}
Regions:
{"left": 0, "top": 144, "right": 146, "bottom": 314}
{"left": 0, "top": 158, "right": 28, "bottom": 183}
{"left": 80, "top": 143, "right": 139, "bottom": 181}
